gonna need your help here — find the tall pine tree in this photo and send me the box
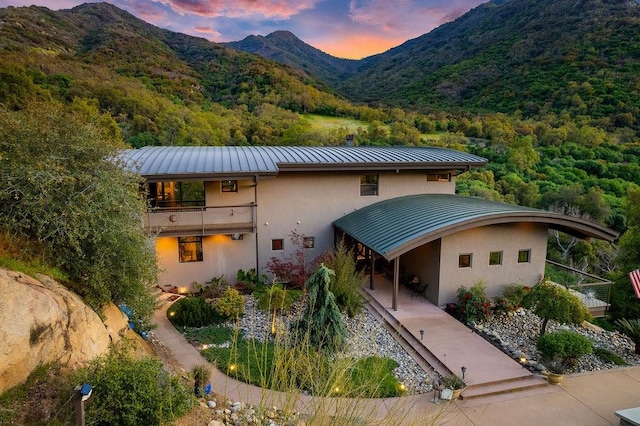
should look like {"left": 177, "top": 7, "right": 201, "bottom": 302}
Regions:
{"left": 291, "top": 264, "right": 346, "bottom": 353}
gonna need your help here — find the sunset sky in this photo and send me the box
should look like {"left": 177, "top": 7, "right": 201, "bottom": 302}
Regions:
{"left": 0, "top": 0, "right": 487, "bottom": 59}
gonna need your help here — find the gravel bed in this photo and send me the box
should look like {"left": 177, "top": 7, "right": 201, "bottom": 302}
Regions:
{"left": 228, "top": 296, "right": 435, "bottom": 395}
{"left": 472, "top": 308, "right": 640, "bottom": 374}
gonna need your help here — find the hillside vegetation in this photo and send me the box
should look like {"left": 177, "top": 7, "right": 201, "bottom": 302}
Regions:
{"left": 339, "top": 0, "right": 640, "bottom": 134}
{"left": 0, "top": 1, "right": 639, "bottom": 316}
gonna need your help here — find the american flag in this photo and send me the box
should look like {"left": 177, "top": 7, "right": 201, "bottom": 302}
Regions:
{"left": 631, "top": 269, "right": 640, "bottom": 298}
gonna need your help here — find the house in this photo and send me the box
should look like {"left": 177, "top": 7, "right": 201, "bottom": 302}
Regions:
{"left": 123, "top": 145, "right": 618, "bottom": 309}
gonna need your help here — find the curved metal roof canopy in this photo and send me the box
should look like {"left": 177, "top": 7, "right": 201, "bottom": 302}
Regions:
{"left": 332, "top": 194, "right": 619, "bottom": 260}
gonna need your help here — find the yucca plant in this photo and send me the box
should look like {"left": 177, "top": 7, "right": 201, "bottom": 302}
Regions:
{"left": 615, "top": 318, "right": 640, "bottom": 354}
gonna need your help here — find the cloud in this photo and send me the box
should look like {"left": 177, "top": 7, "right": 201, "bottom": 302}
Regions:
{"left": 152, "top": 0, "right": 319, "bottom": 19}
{"left": 193, "top": 25, "right": 221, "bottom": 37}
{"left": 347, "top": 0, "right": 483, "bottom": 36}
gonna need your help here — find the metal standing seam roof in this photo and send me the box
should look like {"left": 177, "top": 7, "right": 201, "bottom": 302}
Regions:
{"left": 120, "top": 145, "right": 488, "bottom": 179}
{"left": 332, "top": 194, "right": 620, "bottom": 260}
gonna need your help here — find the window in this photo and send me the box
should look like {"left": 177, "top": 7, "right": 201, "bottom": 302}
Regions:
{"left": 303, "top": 237, "right": 315, "bottom": 249}
{"left": 518, "top": 249, "right": 531, "bottom": 263}
{"left": 150, "top": 181, "right": 205, "bottom": 208}
{"left": 427, "top": 173, "right": 451, "bottom": 182}
{"left": 489, "top": 251, "right": 503, "bottom": 266}
{"left": 178, "top": 236, "right": 203, "bottom": 263}
{"left": 221, "top": 180, "right": 238, "bottom": 193}
{"left": 360, "top": 174, "right": 379, "bottom": 196}
{"left": 458, "top": 254, "right": 472, "bottom": 268}
{"left": 271, "top": 239, "right": 284, "bottom": 251}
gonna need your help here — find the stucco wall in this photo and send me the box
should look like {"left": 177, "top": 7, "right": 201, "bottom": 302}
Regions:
{"left": 155, "top": 234, "right": 257, "bottom": 292}
{"left": 401, "top": 240, "right": 441, "bottom": 304}
{"left": 154, "top": 170, "right": 456, "bottom": 288}
{"left": 204, "top": 179, "right": 255, "bottom": 206}
{"left": 255, "top": 170, "right": 456, "bottom": 278}
{"left": 437, "top": 223, "right": 548, "bottom": 307}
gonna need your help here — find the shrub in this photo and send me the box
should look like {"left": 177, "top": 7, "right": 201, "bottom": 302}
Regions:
{"left": 202, "top": 275, "right": 229, "bottom": 299}
{"left": 456, "top": 281, "right": 492, "bottom": 323}
{"left": 522, "top": 279, "right": 591, "bottom": 336}
{"left": 615, "top": 318, "right": 640, "bottom": 354}
{"left": 346, "top": 356, "right": 405, "bottom": 398}
{"left": 493, "top": 283, "right": 530, "bottom": 314}
{"left": 594, "top": 347, "right": 627, "bottom": 366}
{"left": 191, "top": 364, "right": 212, "bottom": 396}
{"left": 236, "top": 268, "right": 267, "bottom": 294}
{"left": 75, "top": 351, "right": 193, "bottom": 426}
{"left": 536, "top": 330, "right": 593, "bottom": 365}
{"left": 442, "top": 373, "right": 467, "bottom": 390}
{"left": 265, "top": 230, "right": 311, "bottom": 288}
{"left": 322, "top": 239, "right": 365, "bottom": 318}
{"left": 213, "top": 287, "right": 245, "bottom": 319}
{"left": 167, "top": 296, "right": 220, "bottom": 327}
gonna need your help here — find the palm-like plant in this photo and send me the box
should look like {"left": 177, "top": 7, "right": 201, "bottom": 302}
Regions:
{"left": 615, "top": 318, "right": 640, "bottom": 354}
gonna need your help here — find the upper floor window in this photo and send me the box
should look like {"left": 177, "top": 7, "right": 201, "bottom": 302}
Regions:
{"left": 427, "top": 173, "right": 451, "bottom": 182}
{"left": 149, "top": 181, "right": 204, "bottom": 208}
{"left": 221, "top": 180, "right": 238, "bottom": 193}
{"left": 360, "top": 174, "right": 379, "bottom": 196}
{"left": 178, "top": 236, "right": 203, "bottom": 263}
{"left": 518, "top": 249, "right": 531, "bottom": 263}
{"left": 458, "top": 254, "right": 472, "bottom": 268}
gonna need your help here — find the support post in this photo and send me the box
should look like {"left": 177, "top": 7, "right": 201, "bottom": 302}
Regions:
{"left": 369, "top": 248, "right": 375, "bottom": 290}
{"left": 392, "top": 258, "right": 399, "bottom": 311}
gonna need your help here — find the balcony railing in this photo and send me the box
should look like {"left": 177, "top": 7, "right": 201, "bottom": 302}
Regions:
{"left": 546, "top": 259, "right": 613, "bottom": 318}
{"left": 145, "top": 204, "right": 256, "bottom": 236}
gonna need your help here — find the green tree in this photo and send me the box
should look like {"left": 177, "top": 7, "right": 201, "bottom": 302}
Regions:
{"left": 0, "top": 101, "right": 158, "bottom": 328}
{"left": 522, "top": 279, "right": 591, "bottom": 336}
{"left": 323, "top": 239, "right": 364, "bottom": 318}
{"left": 611, "top": 188, "right": 640, "bottom": 320}
{"left": 291, "top": 264, "right": 346, "bottom": 353}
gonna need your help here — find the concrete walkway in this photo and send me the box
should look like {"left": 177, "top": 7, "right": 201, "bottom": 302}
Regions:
{"left": 153, "top": 296, "right": 640, "bottom": 425}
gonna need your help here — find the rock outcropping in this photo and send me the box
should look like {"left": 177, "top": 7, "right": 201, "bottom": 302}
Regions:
{"left": 0, "top": 268, "right": 129, "bottom": 393}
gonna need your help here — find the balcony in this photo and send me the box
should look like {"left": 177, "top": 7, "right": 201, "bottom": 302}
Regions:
{"left": 145, "top": 204, "right": 256, "bottom": 236}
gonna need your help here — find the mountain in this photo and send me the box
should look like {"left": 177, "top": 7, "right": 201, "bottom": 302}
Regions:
{"left": 227, "top": 0, "right": 640, "bottom": 132}
{"left": 223, "top": 30, "right": 361, "bottom": 86}
{"left": 0, "top": 3, "right": 356, "bottom": 147}
{"left": 341, "top": 0, "right": 640, "bottom": 128}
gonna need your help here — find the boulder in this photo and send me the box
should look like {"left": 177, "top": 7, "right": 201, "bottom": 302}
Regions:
{"left": 0, "top": 268, "right": 129, "bottom": 394}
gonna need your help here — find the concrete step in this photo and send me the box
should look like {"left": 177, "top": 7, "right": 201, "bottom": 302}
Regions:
{"left": 462, "top": 375, "right": 549, "bottom": 400}
{"left": 362, "top": 290, "right": 448, "bottom": 376}
{"left": 361, "top": 288, "right": 553, "bottom": 401}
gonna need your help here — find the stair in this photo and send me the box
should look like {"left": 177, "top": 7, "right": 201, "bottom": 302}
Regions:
{"left": 361, "top": 289, "right": 554, "bottom": 401}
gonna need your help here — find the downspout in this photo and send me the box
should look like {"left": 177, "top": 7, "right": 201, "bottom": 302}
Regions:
{"left": 254, "top": 175, "right": 259, "bottom": 275}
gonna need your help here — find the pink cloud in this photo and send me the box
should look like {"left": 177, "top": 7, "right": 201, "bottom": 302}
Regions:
{"left": 152, "top": 0, "right": 318, "bottom": 19}
{"left": 348, "top": 0, "right": 484, "bottom": 37}
{"left": 194, "top": 25, "right": 221, "bottom": 37}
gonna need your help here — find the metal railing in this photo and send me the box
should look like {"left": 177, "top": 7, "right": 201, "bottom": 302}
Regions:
{"left": 546, "top": 259, "right": 613, "bottom": 317}
{"left": 144, "top": 204, "right": 256, "bottom": 235}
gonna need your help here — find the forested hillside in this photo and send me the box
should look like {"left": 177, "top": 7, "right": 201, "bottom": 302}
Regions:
{"left": 339, "top": 0, "right": 640, "bottom": 135}
{"left": 1, "top": 1, "right": 639, "bottom": 314}
{"left": 0, "top": 3, "right": 370, "bottom": 147}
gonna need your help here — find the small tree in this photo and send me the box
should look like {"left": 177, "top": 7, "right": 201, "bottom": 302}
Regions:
{"left": 522, "top": 279, "right": 591, "bottom": 336}
{"left": 291, "top": 264, "right": 346, "bottom": 353}
{"left": 322, "top": 239, "right": 364, "bottom": 318}
{"left": 266, "top": 230, "right": 311, "bottom": 288}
